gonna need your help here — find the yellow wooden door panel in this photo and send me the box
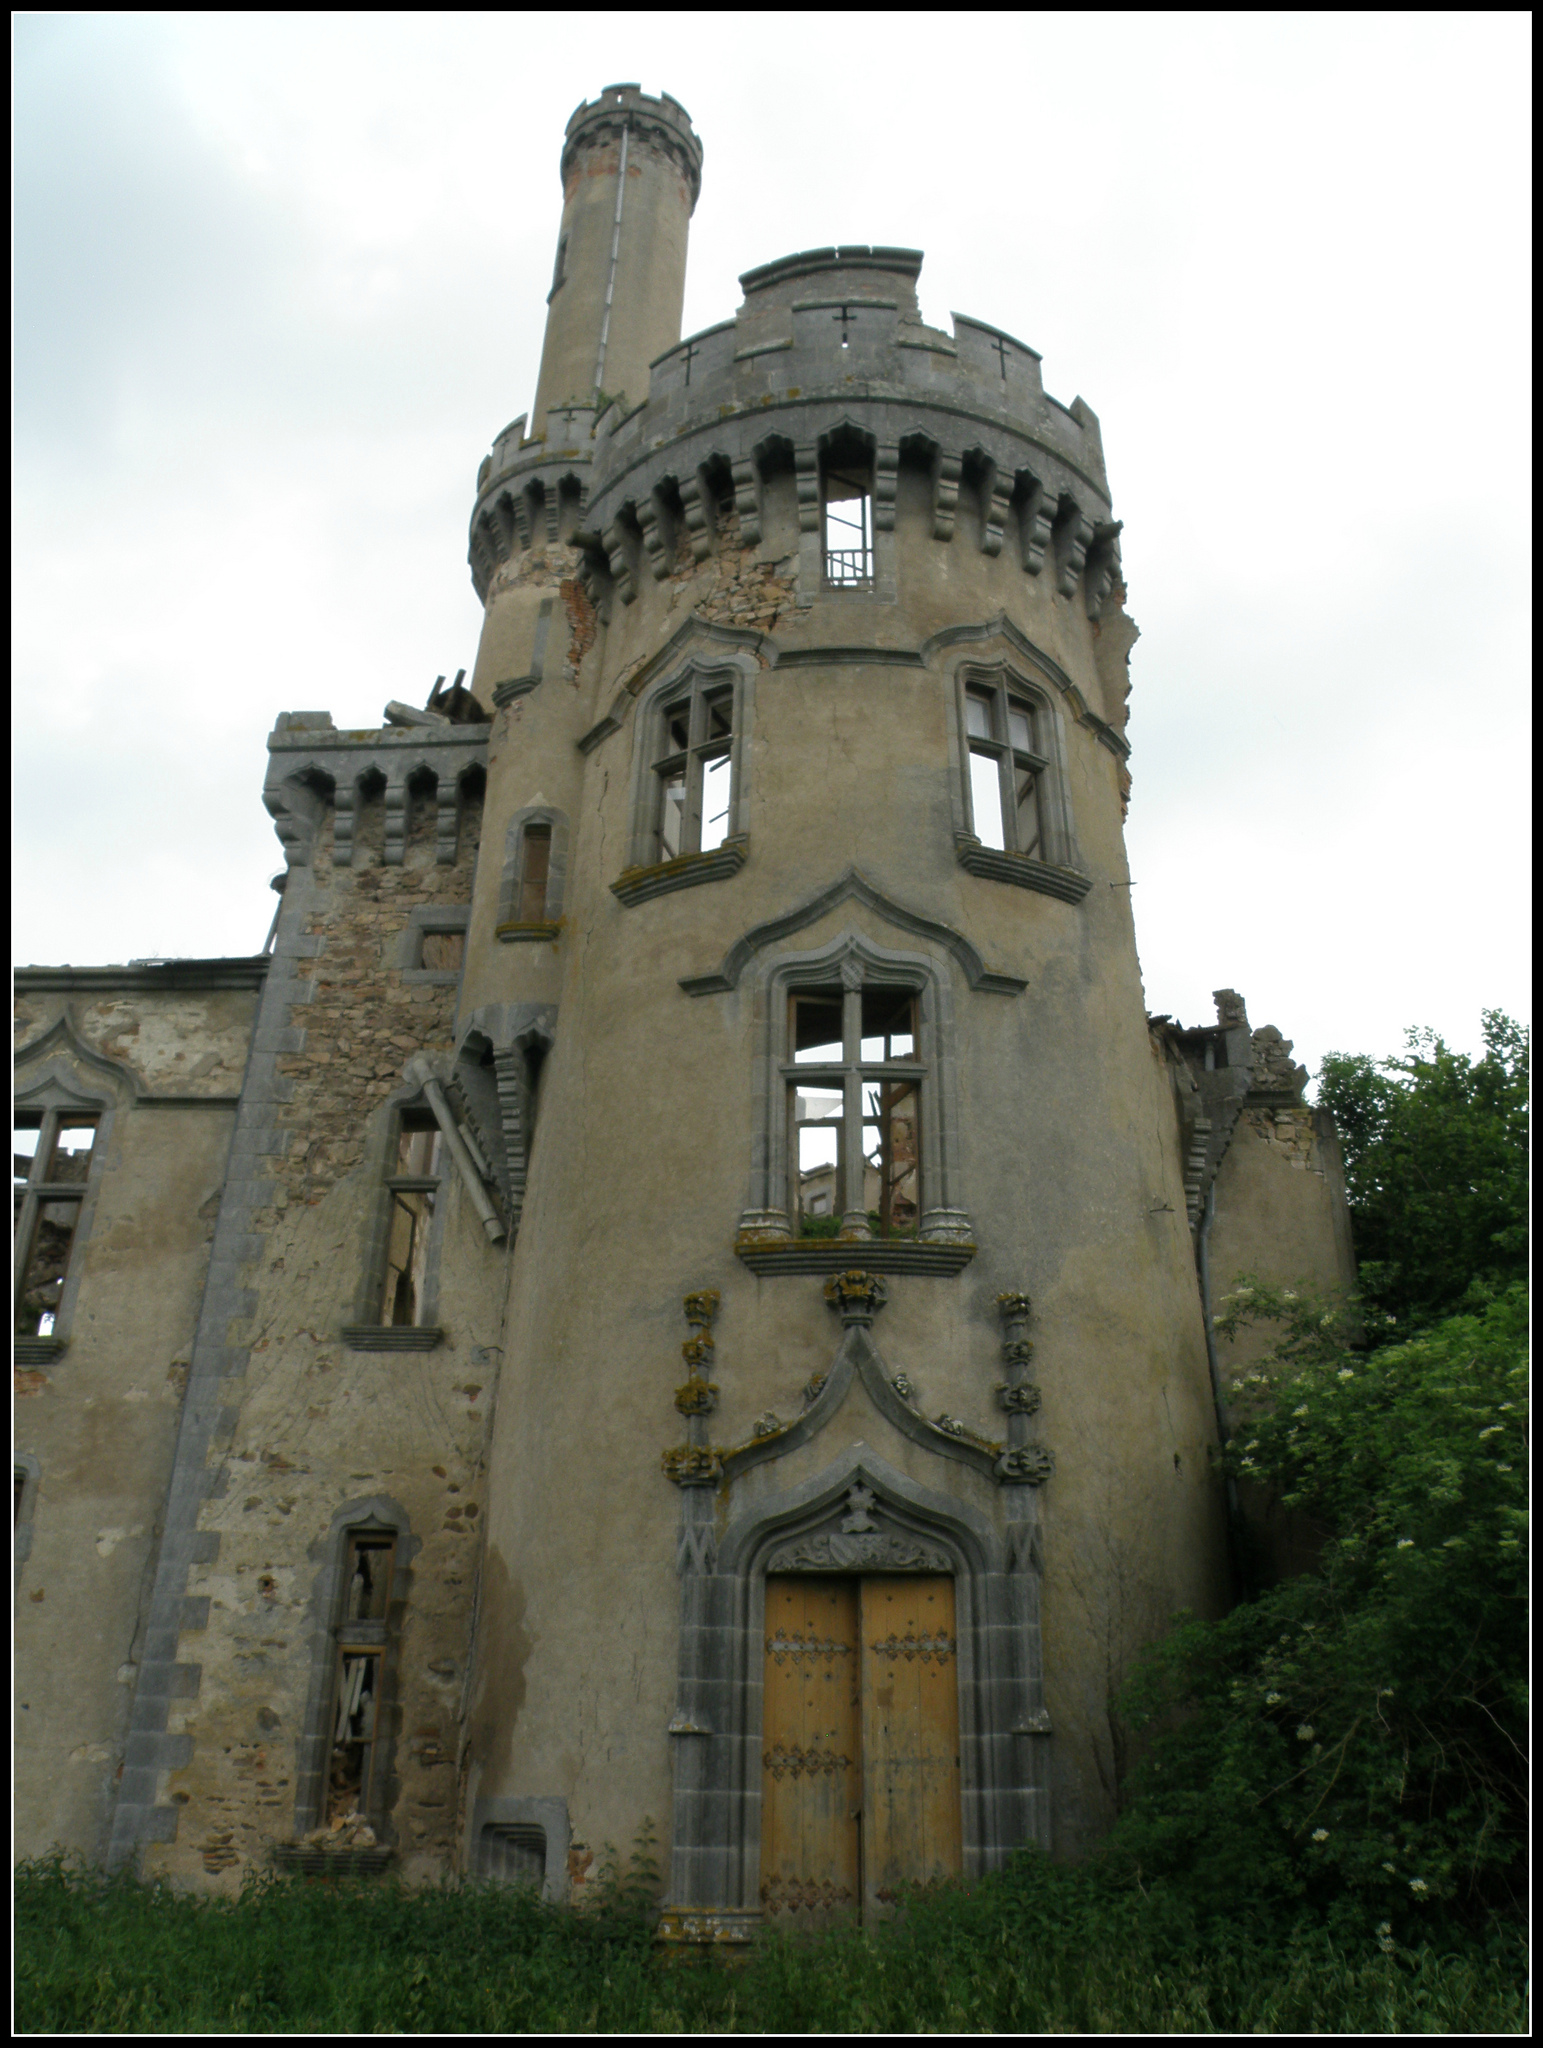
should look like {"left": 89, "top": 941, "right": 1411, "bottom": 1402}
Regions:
{"left": 759, "top": 1577, "right": 861, "bottom": 1925}
{"left": 859, "top": 1575, "right": 961, "bottom": 1920}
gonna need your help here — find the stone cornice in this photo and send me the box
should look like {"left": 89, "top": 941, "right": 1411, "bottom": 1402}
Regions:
{"left": 14, "top": 959, "right": 271, "bottom": 995}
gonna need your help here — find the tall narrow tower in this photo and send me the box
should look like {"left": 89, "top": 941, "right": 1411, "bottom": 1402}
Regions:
{"left": 455, "top": 88, "right": 1238, "bottom": 1938}
{"left": 531, "top": 85, "right": 702, "bottom": 431}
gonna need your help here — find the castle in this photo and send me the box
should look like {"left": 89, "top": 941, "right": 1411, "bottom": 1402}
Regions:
{"left": 14, "top": 85, "right": 1355, "bottom": 1934}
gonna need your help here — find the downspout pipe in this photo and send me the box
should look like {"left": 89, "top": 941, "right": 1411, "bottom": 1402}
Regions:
{"left": 405, "top": 1054, "right": 506, "bottom": 1245}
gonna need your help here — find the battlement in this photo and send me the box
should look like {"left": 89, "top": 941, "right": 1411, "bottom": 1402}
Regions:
{"left": 469, "top": 246, "right": 1119, "bottom": 617}
{"left": 560, "top": 83, "right": 703, "bottom": 208}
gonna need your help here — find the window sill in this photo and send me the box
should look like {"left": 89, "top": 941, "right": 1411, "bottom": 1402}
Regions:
{"left": 612, "top": 836, "right": 748, "bottom": 908}
{"left": 496, "top": 920, "right": 562, "bottom": 943}
{"left": 955, "top": 836, "right": 1092, "bottom": 904}
{"left": 734, "top": 1238, "right": 976, "bottom": 1277}
{"left": 14, "top": 1335, "right": 67, "bottom": 1366}
{"left": 401, "top": 969, "right": 464, "bottom": 984}
{"left": 341, "top": 1326, "right": 444, "bottom": 1352}
{"left": 271, "top": 1844, "right": 395, "bottom": 1878}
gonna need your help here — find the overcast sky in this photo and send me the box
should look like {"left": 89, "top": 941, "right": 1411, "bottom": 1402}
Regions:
{"left": 14, "top": 13, "right": 1531, "bottom": 1078}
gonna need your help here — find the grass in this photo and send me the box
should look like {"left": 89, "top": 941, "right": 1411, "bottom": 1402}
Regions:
{"left": 15, "top": 1850, "right": 1528, "bottom": 2034}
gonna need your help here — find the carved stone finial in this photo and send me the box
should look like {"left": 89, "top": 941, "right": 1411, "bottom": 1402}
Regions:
{"left": 840, "top": 1483, "right": 878, "bottom": 1533}
{"left": 663, "top": 1444, "right": 722, "bottom": 1488}
{"left": 823, "top": 1270, "right": 887, "bottom": 1326}
{"left": 751, "top": 1412, "right": 784, "bottom": 1439}
{"left": 995, "top": 1444, "right": 1055, "bottom": 1486}
{"left": 681, "top": 1333, "right": 714, "bottom": 1371}
{"left": 1001, "top": 1336, "right": 1035, "bottom": 1364}
{"left": 683, "top": 1290, "right": 720, "bottom": 1329}
{"left": 996, "top": 1290, "right": 1033, "bottom": 1323}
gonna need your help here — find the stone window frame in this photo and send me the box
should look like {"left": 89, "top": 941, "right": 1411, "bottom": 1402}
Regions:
{"left": 12, "top": 1070, "right": 119, "bottom": 1357}
{"left": 397, "top": 904, "right": 471, "bottom": 985}
{"left": 496, "top": 806, "right": 571, "bottom": 941}
{"left": 345, "top": 1086, "right": 451, "bottom": 1346}
{"left": 945, "top": 657, "right": 1090, "bottom": 901}
{"left": 616, "top": 653, "right": 756, "bottom": 897}
{"left": 738, "top": 930, "right": 973, "bottom": 1250}
{"left": 292, "top": 1497, "right": 418, "bottom": 1843}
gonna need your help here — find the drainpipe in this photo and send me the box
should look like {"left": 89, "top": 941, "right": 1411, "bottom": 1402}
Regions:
{"left": 592, "top": 116, "right": 630, "bottom": 396}
{"left": 404, "top": 1054, "right": 506, "bottom": 1245}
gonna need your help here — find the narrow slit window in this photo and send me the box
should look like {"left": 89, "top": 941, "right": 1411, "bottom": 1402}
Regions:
{"left": 381, "top": 1115, "right": 442, "bottom": 1327}
{"left": 517, "top": 824, "right": 552, "bottom": 922}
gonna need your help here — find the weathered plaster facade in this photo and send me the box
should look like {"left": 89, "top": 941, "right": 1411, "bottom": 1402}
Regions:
{"left": 15, "top": 84, "right": 1353, "bottom": 1922}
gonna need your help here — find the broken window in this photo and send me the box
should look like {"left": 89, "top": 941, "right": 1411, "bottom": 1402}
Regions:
{"left": 652, "top": 680, "right": 735, "bottom": 862}
{"left": 381, "top": 1114, "right": 442, "bottom": 1327}
{"left": 14, "top": 1112, "right": 99, "bottom": 1338}
{"left": 327, "top": 1530, "right": 397, "bottom": 1826}
{"left": 965, "top": 684, "right": 1047, "bottom": 856}
{"left": 517, "top": 824, "right": 552, "bottom": 922}
{"left": 824, "top": 457, "right": 873, "bottom": 587}
{"left": 787, "top": 986, "right": 921, "bottom": 1238}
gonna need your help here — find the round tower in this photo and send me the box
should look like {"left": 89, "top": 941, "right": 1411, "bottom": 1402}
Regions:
{"left": 531, "top": 84, "right": 702, "bottom": 432}
{"left": 456, "top": 101, "right": 1228, "bottom": 1937}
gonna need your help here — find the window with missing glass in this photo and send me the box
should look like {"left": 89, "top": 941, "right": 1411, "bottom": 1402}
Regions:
{"left": 787, "top": 985, "right": 922, "bottom": 1239}
{"left": 965, "top": 681, "right": 1048, "bottom": 856}
{"left": 653, "top": 680, "right": 735, "bottom": 863}
{"left": 381, "top": 1114, "right": 442, "bottom": 1327}
{"left": 325, "top": 1528, "right": 397, "bottom": 1826}
{"left": 14, "top": 1110, "right": 100, "bottom": 1338}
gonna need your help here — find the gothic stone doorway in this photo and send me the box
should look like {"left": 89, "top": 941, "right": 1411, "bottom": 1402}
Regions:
{"left": 760, "top": 1574, "right": 961, "bottom": 1925}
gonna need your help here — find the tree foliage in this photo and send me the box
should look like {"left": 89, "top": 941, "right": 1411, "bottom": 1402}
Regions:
{"left": 1108, "top": 1281, "right": 1528, "bottom": 1940}
{"left": 1317, "top": 1011, "right": 1528, "bottom": 1333}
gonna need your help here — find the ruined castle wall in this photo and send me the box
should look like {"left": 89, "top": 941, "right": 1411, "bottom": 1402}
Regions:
{"left": 125, "top": 780, "right": 508, "bottom": 1889}
{"left": 14, "top": 976, "right": 261, "bottom": 1862}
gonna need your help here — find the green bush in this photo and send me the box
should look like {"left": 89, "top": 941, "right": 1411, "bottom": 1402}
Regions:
{"left": 1108, "top": 1283, "right": 1528, "bottom": 1941}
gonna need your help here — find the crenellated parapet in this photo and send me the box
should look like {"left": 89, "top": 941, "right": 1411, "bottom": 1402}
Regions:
{"left": 263, "top": 713, "right": 488, "bottom": 870}
{"left": 468, "top": 247, "right": 1123, "bottom": 615}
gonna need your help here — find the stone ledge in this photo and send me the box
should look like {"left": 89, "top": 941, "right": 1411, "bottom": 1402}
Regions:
{"left": 492, "top": 674, "right": 542, "bottom": 707}
{"left": 611, "top": 838, "right": 748, "bottom": 908}
{"left": 341, "top": 1326, "right": 444, "bottom": 1352}
{"left": 495, "top": 922, "right": 562, "bottom": 944}
{"left": 955, "top": 839, "right": 1093, "bottom": 904}
{"left": 14, "top": 1336, "right": 67, "bottom": 1366}
{"left": 734, "top": 1239, "right": 976, "bottom": 1277}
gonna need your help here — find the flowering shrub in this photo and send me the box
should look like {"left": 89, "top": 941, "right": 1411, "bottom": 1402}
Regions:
{"left": 1107, "top": 1282, "right": 1527, "bottom": 1941}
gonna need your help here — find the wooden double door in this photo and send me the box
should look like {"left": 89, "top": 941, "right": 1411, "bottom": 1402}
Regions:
{"left": 760, "top": 1575, "right": 961, "bottom": 1926}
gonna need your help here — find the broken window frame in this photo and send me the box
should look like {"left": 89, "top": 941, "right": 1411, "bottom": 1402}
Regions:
{"left": 784, "top": 985, "right": 923, "bottom": 1239}
{"left": 14, "top": 1109, "right": 101, "bottom": 1340}
{"left": 379, "top": 1110, "right": 443, "bottom": 1328}
{"left": 324, "top": 1527, "right": 399, "bottom": 1828}
{"left": 964, "top": 681, "right": 1049, "bottom": 857}
{"left": 651, "top": 678, "right": 736, "bottom": 864}
{"left": 823, "top": 456, "right": 874, "bottom": 588}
